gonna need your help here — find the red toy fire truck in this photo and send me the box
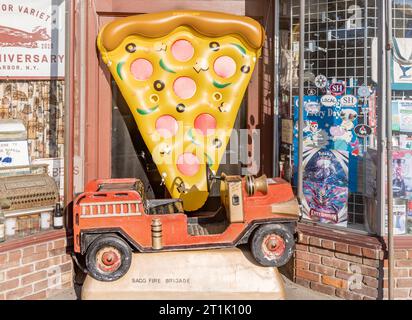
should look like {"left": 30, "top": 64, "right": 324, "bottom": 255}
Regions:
{"left": 72, "top": 11, "right": 300, "bottom": 282}
{"left": 73, "top": 175, "right": 300, "bottom": 281}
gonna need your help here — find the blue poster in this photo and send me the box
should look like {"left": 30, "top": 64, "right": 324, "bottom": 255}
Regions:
{"left": 293, "top": 95, "right": 360, "bottom": 226}
{"left": 301, "top": 148, "right": 349, "bottom": 225}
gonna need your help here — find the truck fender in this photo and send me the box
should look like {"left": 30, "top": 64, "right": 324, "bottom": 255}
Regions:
{"left": 80, "top": 228, "right": 143, "bottom": 255}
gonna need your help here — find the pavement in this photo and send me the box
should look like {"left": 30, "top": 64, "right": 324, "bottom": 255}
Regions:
{"left": 282, "top": 276, "right": 340, "bottom": 300}
{"left": 47, "top": 275, "right": 338, "bottom": 300}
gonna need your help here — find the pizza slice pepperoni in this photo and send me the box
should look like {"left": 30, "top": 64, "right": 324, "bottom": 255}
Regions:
{"left": 97, "top": 10, "right": 265, "bottom": 211}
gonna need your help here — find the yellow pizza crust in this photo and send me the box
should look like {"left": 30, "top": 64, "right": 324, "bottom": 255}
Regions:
{"left": 99, "top": 10, "right": 264, "bottom": 52}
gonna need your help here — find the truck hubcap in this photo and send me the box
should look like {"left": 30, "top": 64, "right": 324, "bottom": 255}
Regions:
{"left": 262, "top": 234, "right": 286, "bottom": 260}
{"left": 96, "top": 247, "right": 121, "bottom": 273}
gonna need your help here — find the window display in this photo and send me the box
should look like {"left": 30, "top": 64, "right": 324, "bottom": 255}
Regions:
{"left": 0, "top": 117, "right": 61, "bottom": 242}
{"left": 280, "top": 0, "right": 380, "bottom": 231}
{"left": 389, "top": 1, "right": 412, "bottom": 235}
{"left": 278, "top": 0, "right": 412, "bottom": 235}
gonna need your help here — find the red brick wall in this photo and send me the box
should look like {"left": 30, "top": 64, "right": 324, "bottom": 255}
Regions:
{"left": 0, "top": 237, "right": 73, "bottom": 300}
{"left": 294, "top": 233, "right": 384, "bottom": 300}
{"left": 294, "top": 231, "right": 412, "bottom": 300}
{"left": 383, "top": 249, "right": 412, "bottom": 300}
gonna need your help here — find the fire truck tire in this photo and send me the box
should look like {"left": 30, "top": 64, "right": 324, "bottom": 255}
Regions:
{"left": 250, "top": 223, "right": 295, "bottom": 267}
{"left": 85, "top": 234, "right": 132, "bottom": 282}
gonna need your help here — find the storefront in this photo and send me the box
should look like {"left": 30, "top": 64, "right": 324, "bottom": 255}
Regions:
{"left": 1, "top": 0, "right": 412, "bottom": 300}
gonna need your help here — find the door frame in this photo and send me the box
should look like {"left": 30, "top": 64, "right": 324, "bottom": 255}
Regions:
{"left": 72, "top": 0, "right": 273, "bottom": 194}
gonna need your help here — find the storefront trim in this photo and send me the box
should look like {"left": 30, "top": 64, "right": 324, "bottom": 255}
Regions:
{"left": 298, "top": 223, "right": 384, "bottom": 250}
{"left": 94, "top": 0, "right": 262, "bottom": 16}
{"left": 299, "top": 222, "right": 412, "bottom": 251}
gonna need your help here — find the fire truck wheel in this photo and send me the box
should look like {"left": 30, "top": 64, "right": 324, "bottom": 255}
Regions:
{"left": 85, "top": 234, "right": 132, "bottom": 282}
{"left": 250, "top": 224, "right": 295, "bottom": 267}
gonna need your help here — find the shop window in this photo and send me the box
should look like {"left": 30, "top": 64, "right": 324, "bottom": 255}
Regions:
{"left": 279, "top": 0, "right": 381, "bottom": 233}
{"left": 0, "top": 82, "right": 64, "bottom": 243}
{"left": 279, "top": 0, "right": 412, "bottom": 236}
{"left": 388, "top": 0, "right": 412, "bottom": 236}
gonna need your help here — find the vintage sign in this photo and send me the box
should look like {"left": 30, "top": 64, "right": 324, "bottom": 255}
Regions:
{"left": 340, "top": 94, "right": 358, "bottom": 107}
{"left": 0, "top": 140, "right": 30, "bottom": 167}
{"left": 0, "top": 0, "right": 65, "bottom": 78}
{"left": 329, "top": 82, "right": 346, "bottom": 96}
{"left": 320, "top": 94, "right": 337, "bottom": 107}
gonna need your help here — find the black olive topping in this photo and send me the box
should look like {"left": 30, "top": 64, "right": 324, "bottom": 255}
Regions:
{"left": 176, "top": 104, "right": 186, "bottom": 113}
{"left": 213, "top": 138, "right": 222, "bottom": 148}
{"left": 209, "top": 41, "right": 220, "bottom": 51}
{"left": 126, "top": 43, "right": 137, "bottom": 53}
{"left": 241, "top": 65, "right": 251, "bottom": 73}
{"left": 154, "top": 80, "right": 165, "bottom": 91}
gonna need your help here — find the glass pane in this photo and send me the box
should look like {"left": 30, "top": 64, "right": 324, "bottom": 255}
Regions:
{"left": 111, "top": 80, "right": 160, "bottom": 199}
{"left": 279, "top": 0, "right": 380, "bottom": 233}
{"left": 389, "top": 0, "right": 412, "bottom": 235}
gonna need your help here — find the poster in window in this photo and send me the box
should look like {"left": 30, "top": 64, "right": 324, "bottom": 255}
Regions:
{"left": 392, "top": 150, "right": 412, "bottom": 200}
{"left": 392, "top": 38, "right": 412, "bottom": 90}
{"left": 301, "top": 148, "right": 349, "bottom": 226}
{"left": 293, "top": 96, "right": 360, "bottom": 188}
{"left": 392, "top": 100, "right": 412, "bottom": 132}
{"left": 0, "top": 0, "right": 65, "bottom": 78}
{"left": 372, "top": 38, "right": 412, "bottom": 90}
{"left": 293, "top": 95, "right": 363, "bottom": 226}
{"left": 399, "top": 134, "right": 412, "bottom": 150}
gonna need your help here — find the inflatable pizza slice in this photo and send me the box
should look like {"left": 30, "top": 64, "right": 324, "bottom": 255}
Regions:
{"left": 97, "top": 10, "right": 264, "bottom": 211}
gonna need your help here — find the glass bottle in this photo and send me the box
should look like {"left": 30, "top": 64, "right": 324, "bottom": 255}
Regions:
{"left": 53, "top": 203, "right": 64, "bottom": 229}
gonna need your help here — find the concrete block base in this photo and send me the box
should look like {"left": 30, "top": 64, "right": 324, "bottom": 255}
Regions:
{"left": 81, "top": 247, "right": 285, "bottom": 300}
